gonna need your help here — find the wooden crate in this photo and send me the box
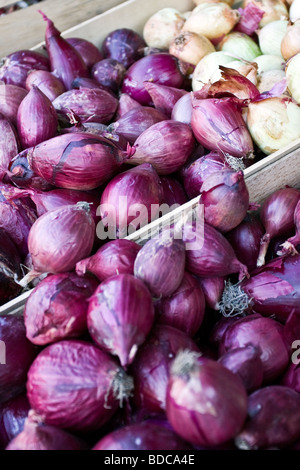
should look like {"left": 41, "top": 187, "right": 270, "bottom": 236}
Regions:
{"left": 1, "top": 0, "right": 300, "bottom": 316}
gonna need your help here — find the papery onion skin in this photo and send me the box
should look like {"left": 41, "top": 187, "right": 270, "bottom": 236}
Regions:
{"left": 0, "top": 50, "right": 50, "bottom": 89}
{"left": 129, "top": 120, "right": 196, "bottom": 175}
{"left": 0, "top": 316, "right": 37, "bottom": 404}
{"left": 27, "top": 203, "right": 95, "bottom": 275}
{"left": 66, "top": 37, "right": 103, "bottom": 70}
{"left": 155, "top": 271, "right": 205, "bottom": 336}
{"left": 166, "top": 352, "right": 248, "bottom": 447}
{"left": 192, "top": 51, "right": 241, "bottom": 92}
{"left": 24, "top": 273, "right": 98, "bottom": 346}
{"left": 0, "top": 83, "right": 27, "bottom": 125}
{"left": 26, "top": 70, "right": 66, "bottom": 102}
{"left": 93, "top": 422, "right": 191, "bottom": 450}
{"left": 242, "top": 0, "right": 288, "bottom": 27}
{"left": 87, "top": 274, "right": 154, "bottom": 367}
{"left": 101, "top": 28, "right": 146, "bottom": 69}
{"left": 27, "top": 340, "right": 132, "bottom": 433}
{"left": 234, "top": 2, "right": 264, "bottom": 36}
{"left": 131, "top": 324, "right": 200, "bottom": 414}
{"left": 0, "top": 394, "right": 30, "bottom": 449}
{"left": 76, "top": 239, "right": 140, "bottom": 282}
{"left": 121, "top": 53, "right": 184, "bottom": 106}
{"left": 235, "top": 386, "right": 300, "bottom": 450}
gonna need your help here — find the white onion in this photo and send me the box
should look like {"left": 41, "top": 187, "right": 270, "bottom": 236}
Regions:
{"left": 192, "top": 51, "right": 241, "bottom": 91}
{"left": 281, "top": 22, "right": 300, "bottom": 60}
{"left": 253, "top": 54, "right": 285, "bottom": 74}
{"left": 247, "top": 97, "right": 300, "bottom": 155}
{"left": 218, "top": 32, "right": 262, "bottom": 61}
{"left": 289, "top": 0, "right": 300, "bottom": 22}
{"left": 143, "top": 8, "right": 186, "bottom": 49}
{"left": 286, "top": 53, "right": 300, "bottom": 103}
{"left": 258, "top": 20, "right": 288, "bottom": 57}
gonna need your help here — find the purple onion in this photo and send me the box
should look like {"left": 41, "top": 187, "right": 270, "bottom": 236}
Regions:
{"left": 116, "top": 93, "right": 142, "bottom": 119}
{"left": 53, "top": 87, "right": 118, "bottom": 124}
{"left": 70, "top": 76, "right": 112, "bottom": 93}
{"left": 282, "top": 362, "right": 300, "bottom": 393}
{"left": 6, "top": 414, "right": 87, "bottom": 450}
{"left": 76, "top": 239, "right": 141, "bottom": 281}
{"left": 24, "top": 273, "right": 98, "bottom": 346}
{"left": 0, "top": 116, "right": 19, "bottom": 181}
{"left": 87, "top": 274, "right": 155, "bottom": 367}
{"left": 0, "top": 394, "right": 30, "bottom": 449}
{"left": 155, "top": 271, "right": 205, "bottom": 336}
{"left": 108, "top": 106, "right": 167, "bottom": 145}
{"left": 128, "top": 120, "right": 196, "bottom": 175}
{"left": 121, "top": 53, "right": 184, "bottom": 105}
{"left": 143, "top": 81, "right": 188, "bottom": 117}
{"left": 234, "top": 3, "right": 264, "bottom": 36}
{"left": 226, "top": 213, "right": 265, "bottom": 273}
{"left": 0, "top": 229, "right": 22, "bottom": 305}
{"left": 93, "top": 422, "right": 191, "bottom": 450}
{"left": 160, "top": 176, "right": 188, "bottom": 207}
{"left": 171, "top": 92, "right": 193, "bottom": 125}
{"left": 101, "top": 28, "right": 146, "bottom": 69}
{"left": 134, "top": 234, "right": 186, "bottom": 298}
{"left": 280, "top": 199, "right": 300, "bottom": 256}
{"left": 0, "top": 83, "right": 27, "bottom": 125}
{"left": 27, "top": 340, "right": 133, "bottom": 433}
{"left": 220, "top": 314, "right": 290, "bottom": 383}
{"left": 92, "top": 59, "right": 126, "bottom": 94}
{"left": 235, "top": 386, "right": 300, "bottom": 449}
{"left": 166, "top": 352, "right": 248, "bottom": 447}
{"left": 99, "top": 163, "right": 163, "bottom": 238}
{"left": 8, "top": 150, "right": 53, "bottom": 191}
{"left": 218, "top": 345, "right": 264, "bottom": 392}
{"left": 17, "top": 86, "right": 58, "bottom": 149}
{"left": 198, "top": 276, "right": 225, "bottom": 311}
{"left": 66, "top": 37, "right": 103, "bottom": 69}
{"left": 0, "top": 316, "right": 37, "bottom": 404}
{"left": 131, "top": 324, "right": 200, "bottom": 414}
{"left": 0, "top": 50, "right": 50, "bottom": 88}
{"left": 26, "top": 70, "right": 66, "bottom": 101}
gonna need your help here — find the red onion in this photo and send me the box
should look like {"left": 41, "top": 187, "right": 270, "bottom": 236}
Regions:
{"left": 99, "top": 163, "right": 163, "bottom": 238}
{"left": 66, "top": 37, "right": 103, "bottom": 70}
{"left": 134, "top": 234, "right": 186, "bottom": 298}
{"left": 181, "top": 151, "right": 228, "bottom": 200}
{"left": 198, "top": 276, "right": 225, "bottom": 311}
{"left": 53, "top": 87, "right": 118, "bottom": 124}
{"left": 200, "top": 169, "right": 249, "bottom": 233}
{"left": 191, "top": 96, "right": 254, "bottom": 158}
{"left": 160, "top": 176, "right": 188, "bottom": 207}
{"left": 28, "top": 133, "right": 126, "bottom": 190}
{"left": 235, "top": 3, "right": 264, "bottom": 36}
{"left": 183, "top": 221, "right": 249, "bottom": 280}
{"left": 27, "top": 340, "right": 133, "bottom": 433}
{"left": 8, "top": 150, "right": 53, "bottom": 191}
{"left": 235, "top": 386, "right": 300, "bottom": 449}
{"left": 166, "top": 351, "right": 248, "bottom": 447}
{"left": 17, "top": 86, "right": 58, "bottom": 149}
{"left": 0, "top": 116, "right": 19, "bottom": 181}
{"left": 0, "top": 183, "right": 37, "bottom": 258}
{"left": 0, "top": 394, "right": 30, "bottom": 449}
{"left": 116, "top": 93, "right": 142, "bottom": 119}
{"left": 0, "top": 229, "right": 22, "bottom": 305}
{"left": 70, "top": 76, "right": 112, "bottom": 93}
{"left": 93, "top": 422, "right": 191, "bottom": 450}
{"left": 76, "top": 239, "right": 140, "bottom": 281}
{"left": 87, "top": 274, "right": 154, "bottom": 367}
{"left": 92, "top": 59, "right": 126, "bottom": 94}
{"left": 108, "top": 107, "right": 167, "bottom": 145}
{"left": 279, "top": 199, "right": 300, "bottom": 256}
{"left": 26, "top": 70, "right": 66, "bottom": 102}
{"left": 0, "top": 83, "right": 27, "bottom": 125}
{"left": 257, "top": 187, "right": 300, "bottom": 267}
{"left": 128, "top": 120, "right": 195, "bottom": 175}
{"left": 0, "top": 50, "right": 50, "bottom": 89}
{"left": 24, "top": 273, "right": 98, "bottom": 346}
{"left": 282, "top": 362, "right": 300, "bottom": 393}
{"left": 39, "top": 11, "right": 88, "bottom": 90}
{"left": 218, "top": 345, "right": 264, "bottom": 392}
{"left": 131, "top": 324, "right": 199, "bottom": 414}
{"left": 155, "top": 271, "right": 205, "bottom": 336}
{"left": 220, "top": 314, "right": 290, "bottom": 382}
{"left": 21, "top": 202, "right": 95, "bottom": 286}
{"left": 226, "top": 213, "right": 265, "bottom": 273}
{"left": 121, "top": 53, "right": 184, "bottom": 105}
{"left": 6, "top": 414, "right": 87, "bottom": 450}
{"left": 171, "top": 93, "right": 193, "bottom": 125}
{"left": 143, "top": 82, "right": 188, "bottom": 117}
{"left": 101, "top": 28, "right": 146, "bottom": 69}
{"left": 0, "top": 315, "right": 37, "bottom": 404}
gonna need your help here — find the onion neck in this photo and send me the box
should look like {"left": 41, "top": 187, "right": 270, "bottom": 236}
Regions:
{"left": 256, "top": 233, "right": 271, "bottom": 267}
{"left": 170, "top": 350, "right": 202, "bottom": 377}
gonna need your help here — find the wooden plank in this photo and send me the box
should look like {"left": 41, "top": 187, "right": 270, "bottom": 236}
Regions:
{"left": 0, "top": 0, "right": 127, "bottom": 58}
{"left": 0, "top": 1, "right": 14, "bottom": 8}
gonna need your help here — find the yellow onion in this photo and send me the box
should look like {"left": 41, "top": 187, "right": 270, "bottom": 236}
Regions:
{"left": 258, "top": 20, "right": 288, "bottom": 57}
{"left": 289, "top": 0, "right": 300, "bottom": 22}
{"left": 218, "top": 32, "right": 262, "bottom": 61}
{"left": 169, "top": 32, "right": 215, "bottom": 66}
{"left": 281, "top": 22, "right": 300, "bottom": 60}
{"left": 257, "top": 69, "right": 288, "bottom": 94}
{"left": 143, "top": 8, "right": 186, "bottom": 49}
{"left": 182, "top": 3, "right": 240, "bottom": 41}
{"left": 253, "top": 54, "right": 285, "bottom": 73}
{"left": 192, "top": 51, "right": 241, "bottom": 91}
{"left": 285, "top": 53, "right": 300, "bottom": 103}
{"left": 247, "top": 97, "right": 300, "bottom": 155}
{"left": 243, "top": 0, "right": 288, "bottom": 27}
